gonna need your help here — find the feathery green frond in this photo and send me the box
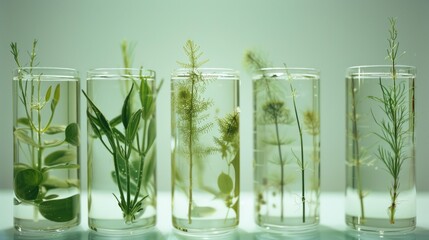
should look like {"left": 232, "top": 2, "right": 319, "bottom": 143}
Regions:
{"left": 370, "top": 17, "right": 410, "bottom": 224}
{"left": 173, "top": 40, "right": 213, "bottom": 224}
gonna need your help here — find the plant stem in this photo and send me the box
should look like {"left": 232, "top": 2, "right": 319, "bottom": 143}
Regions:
{"left": 389, "top": 72, "right": 399, "bottom": 224}
{"left": 263, "top": 75, "right": 286, "bottom": 222}
{"left": 125, "top": 145, "right": 131, "bottom": 220}
{"left": 350, "top": 77, "right": 365, "bottom": 221}
{"left": 187, "top": 75, "right": 196, "bottom": 224}
{"left": 244, "top": 52, "right": 288, "bottom": 221}
{"left": 289, "top": 77, "right": 306, "bottom": 223}
{"left": 112, "top": 146, "right": 126, "bottom": 211}
{"left": 273, "top": 117, "right": 285, "bottom": 221}
{"left": 133, "top": 121, "right": 147, "bottom": 205}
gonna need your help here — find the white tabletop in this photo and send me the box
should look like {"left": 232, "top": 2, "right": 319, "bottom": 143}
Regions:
{"left": 1, "top": 191, "right": 428, "bottom": 239}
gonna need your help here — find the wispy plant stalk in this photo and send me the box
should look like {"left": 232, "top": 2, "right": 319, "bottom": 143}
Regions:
{"left": 370, "top": 18, "right": 408, "bottom": 224}
{"left": 350, "top": 76, "right": 366, "bottom": 221}
{"left": 175, "top": 40, "right": 211, "bottom": 224}
{"left": 244, "top": 51, "right": 288, "bottom": 222}
{"left": 286, "top": 67, "right": 306, "bottom": 223}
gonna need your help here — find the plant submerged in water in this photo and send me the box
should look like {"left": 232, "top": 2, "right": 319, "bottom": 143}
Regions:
{"left": 174, "top": 40, "right": 213, "bottom": 224}
{"left": 244, "top": 51, "right": 292, "bottom": 222}
{"left": 214, "top": 109, "right": 240, "bottom": 221}
{"left": 84, "top": 42, "right": 159, "bottom": 223}
{"left": 349, "top": 74, "right": 367, "bottom": 222}
{"left": 286, "top": 66, "right": 307, "bottom": 223}
{"left": 173, "top": 40, "right": 240, "bottom": 226}
{"left": 369, "top": 18, "right": 409, "bottom": 224}
{"left": 246, "top": 51, "right": 319, "bottom": 224}
{"left": 11, "top": 40, "right": 80, "bottom": 222}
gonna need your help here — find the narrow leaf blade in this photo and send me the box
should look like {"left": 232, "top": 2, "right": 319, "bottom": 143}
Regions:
{"left": 44, "top": 150, "right": 76, "bottom": 166}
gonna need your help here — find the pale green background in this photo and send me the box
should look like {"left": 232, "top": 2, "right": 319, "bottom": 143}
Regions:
{"left": 1, "top": 0, "right": 428, "bottom": 193}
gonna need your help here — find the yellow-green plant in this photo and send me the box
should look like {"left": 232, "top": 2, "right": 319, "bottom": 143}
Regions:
{"left": 214, "top": 109, "right": 240, "bottom": 221}
{"left": 174, "top": 40, "right": 213, "bottom": 224}
{"left": 349, "top": 75, "right": 367, "bottom": 221}
{"left": 369, "top": 18, "right": 409, "bottom": 224}
{"left": 286, "top": 66, "right": 307, "bottom": 223}
{"left": 303, "top": 110, "right": 320, "bottom": 217}
{"left": 244, "top": 51, "right": 293, "bottom": 222}
{"left": 11, "top": 40, "right": 80, "bottom": 222}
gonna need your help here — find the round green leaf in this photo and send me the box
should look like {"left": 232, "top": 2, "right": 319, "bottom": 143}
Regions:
{"left": 217, "top": 172, "right": 233, "bottom": 194}
{"left": 65, "top": 123, "right": 80, "bottom": 146}
{"left": 14, "top": 169, "right": 43, "bottom": 201}
{"left": 39, "top": 194, "right": 79, "bottom": 222}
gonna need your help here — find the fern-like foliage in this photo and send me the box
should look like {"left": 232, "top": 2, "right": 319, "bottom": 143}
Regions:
{"left": 214, "top": 109, "right": 240, "bottom": 220}
{"left": 243, "top": 50, "right": 291, "bottom": 222}
{"left": 303, "top": 110, "right": 319, "bottom": 136}
{"left": 369, "top": 18, "right": 410, "bottom": 224}
{"left": 173, "top": 40, "right": 213, "bottom": 224}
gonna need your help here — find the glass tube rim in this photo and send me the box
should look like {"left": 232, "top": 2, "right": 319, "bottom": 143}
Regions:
{"left": 87, "top": 68, "right": 155, "bottom": 80}
{"left": 171, "top": 68, "right": 239, "bottom": 79}
{"left": 346, "top": 65, "right": 416, "bottom": 78}
{"left": 13, "top": 67, "right": 79, "bottom": 81}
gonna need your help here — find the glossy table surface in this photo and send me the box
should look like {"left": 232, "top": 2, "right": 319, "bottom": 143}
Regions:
{"left": 1, "top": 191, "right": 428, "bottom": 239}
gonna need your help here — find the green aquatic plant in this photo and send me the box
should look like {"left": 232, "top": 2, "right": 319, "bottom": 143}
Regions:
{"left": 11, "top": 40, "right": 80, "bottom": 222}
{"left": 174, "top": 40, "right": 213, "bottom": 224}
{"left": 369, "top": 18, "right": 410, "bottom": 224}
{"left": 214, "top": 109, "right": 240, "bottom": 221}
{"left": 286, "top": 67, "right": 306, "bottom": 223}
{"left": 303, "top": 110, "right": 320, "bottom": 217}
{"left": 349, "top": 75, "right": 367, "bottom": 221}
{"left": 84, "top": 42, "right": 159, "bottom": 223}
{"left": 244, "top": 51, "right": 292, "bottom": 222}
{"left": 84, "top": 74, "right": 156, "bottom": 223}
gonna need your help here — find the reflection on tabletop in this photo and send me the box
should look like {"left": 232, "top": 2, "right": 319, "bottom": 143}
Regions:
{"left": 1, "top": 226, "right": 429, "bottom": 239}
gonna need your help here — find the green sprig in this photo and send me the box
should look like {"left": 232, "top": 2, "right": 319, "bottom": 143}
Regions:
{"left": 369, "top": 18, "right": 409, "bottom": 224}
{"left": 11, "top": 40, "right": 80, "bottom": 223}
{"left": 174, "top": 40, "right": 212, "bottom": 224}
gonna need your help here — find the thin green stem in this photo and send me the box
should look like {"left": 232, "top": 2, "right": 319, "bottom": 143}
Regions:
{"left": 261, "top": 72, "right": 287, "bottom": 221}
{"left": 133, "top": 120, "right": 147, "bottom": 206}
{"left": 350, "top": 77, "right": 365, "bottom": 220}
{"left": 245, "top": 52, "right": 288, "bottom": 220}
{"left": 125, "top": 144, "right": 131, "bottom": 219}
{"left": 112, "top": 144, "right": 126, "bottom": 210}
{"left": 289, "top": 74, "right": 306, "bottom": 223}
{"left": 187, "top": 74, "right": 196, "bottom": 224}
{"left": 274, "top": 116, "right": 285, "bottom": 221}
{"left": 36, "top": 78, "right": 43, "bottom": 171}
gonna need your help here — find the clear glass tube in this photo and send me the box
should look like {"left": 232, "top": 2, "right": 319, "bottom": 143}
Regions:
{"left": 171, "top": 68, "right": 240, "bottom": 235}
{"left": 253, "top": 68, "right": 320, "bottom": 232}
{"left": 345, "top": 65, "right": 416, "bottom": 233}
{"left": 13, "top": 67, "right": 81, "bottom": 232}
{"left": 86, "top": 68, "right": 157, "bottom": 234}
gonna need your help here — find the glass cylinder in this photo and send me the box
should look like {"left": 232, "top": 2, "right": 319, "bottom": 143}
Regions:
{"left": 345, "top": 65, "right": 416, "bottom": 233}
{"left": 13, "top": 67, "right": 81, "bottom": 232}
{"left": 86, "top": 68, "right": 157, "bottom": 234}
{"left": 171, "top": 68, "right": 240, "bottom": 234}
{"left": 253, "top": 68, "right": 320, "bottom": 232}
